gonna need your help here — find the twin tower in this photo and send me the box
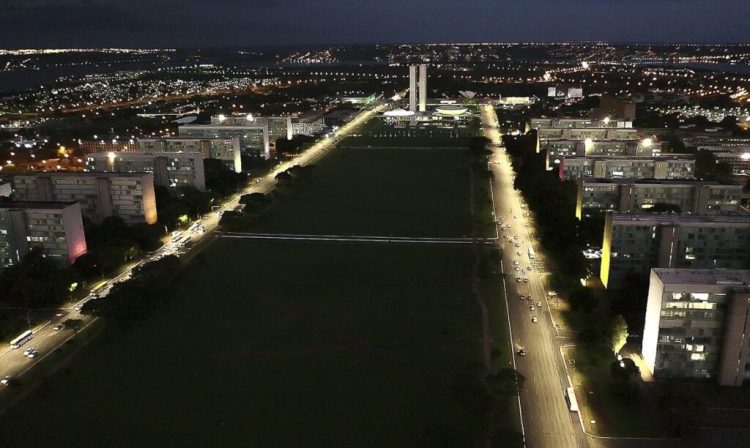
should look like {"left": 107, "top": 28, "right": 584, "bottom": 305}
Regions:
{"left": 409, "top": 64, "right": 427, "bottom": 113}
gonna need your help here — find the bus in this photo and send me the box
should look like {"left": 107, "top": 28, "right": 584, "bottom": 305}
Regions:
{"left": 565, "top": 387, "right": 579, "bottom": 412}
{"left": 528, "top": 247, "right": 536, "bottom": 260}
{"left": 9, "top": 330, "right": 33, "bottom": 349}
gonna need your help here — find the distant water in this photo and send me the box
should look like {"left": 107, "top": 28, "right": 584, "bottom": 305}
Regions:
{"left": 0, "top": 62, "right": 164, "bottom": 94}
{"left": 648, "top": 62, "right": 750, "bottom": 74}
{"left": 0, "top": 58, "right": 379, "bottom": 95}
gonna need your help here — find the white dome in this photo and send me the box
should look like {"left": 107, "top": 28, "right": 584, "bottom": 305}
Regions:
{"left": 383, "top": 108, "right": 415, "bottom": 117}
{"left": 435, "top": 105, "right": 469, "bottom": 116}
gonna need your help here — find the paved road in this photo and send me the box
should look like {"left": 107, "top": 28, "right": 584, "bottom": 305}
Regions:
{"left": 0, "top": 102, "right": 388, "bottom": 390}
{"left": 481, "top": 104, "right": 583, "bottom": 448}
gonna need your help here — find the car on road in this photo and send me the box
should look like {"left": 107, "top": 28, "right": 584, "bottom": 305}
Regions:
{"left": 516, "top": 277, "right": 523, "bottom": 283}
{"left": 522, "top": 278, "right": 529, "bottom": 283}
{"left": 529, "top": 305, "right": 535, "bottom": 311}
{"left": 53, "top": 324, "right": 64, "bottom": 331}
{"left": 514, "top": 242, "right": 521, "bottom": 247}
{"left": 23, "top": 348, "right": 34, "bottom": 357}
{"left": 1, "top": 375, "right": 12, "bottom": 385}
{"left": 536, "top": 302, "right": 542, "bottom": 308}
{"left": 25, "top": 348, "right": 37, "bottom": 359}
{"left": 531, "top": 317, "right": 538, "bottom": 323}
{"left": 516, "top": 251, "right": 522, "bottom": 256}
{"left": 517, "top": 348, "right": 526, "bottom": 356}
{"left": 512, "top": 260, "right": 519, "bottom": 265}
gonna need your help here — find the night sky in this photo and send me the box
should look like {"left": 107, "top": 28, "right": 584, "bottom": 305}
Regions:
{"left": 3, "top": 0, "right": 749, "bottom": 48}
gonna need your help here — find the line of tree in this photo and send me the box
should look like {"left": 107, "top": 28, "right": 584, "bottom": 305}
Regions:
{"left": 502, "top": 131, "right": 587, "bottom": 281}
{"left": 80, "top": 255, "right": 181, "bottom": 321}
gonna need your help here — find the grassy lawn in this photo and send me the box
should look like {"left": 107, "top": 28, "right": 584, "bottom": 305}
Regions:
{"left": 341, "top": 116, "right": 480, "bottom": 148}
{"left": 0, "top": 123, "right": 513, "bottom": 446}
{"left": 250, "top": 147, "right": 475, "bottom": 237}
{"left": 0, "top": 240, "right": 497, "bottom": 447}
{"left": 566, "top": 345, "right": 665, "bottom": 437}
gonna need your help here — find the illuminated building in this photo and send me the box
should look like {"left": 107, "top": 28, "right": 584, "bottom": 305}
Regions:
{"left": 138, "top": 137, "right": 242, "bottom": 173}
{"left": 544, "top": 138, "right": 662, "bottom": 170}
{"left": 87, "top": 151, "right": 206, "bottom": 192}
{"left": 642, "top": 268, "right": 750, "bottom": 385}
{"left": 79, "top": 139, "right": 138, "bottom": 154}
{"left": 409, "top": 65, "right": 417, "bottom": 113}
{"left": 714, "top": 149, "right": 750, "bottom": 176}
{"left": 0, "top": 201, "right": 87, "bottom": 267}
{"left": 576, "top": 178, "right": 742, "bottom": 219}
{"left": 408, "top": 64, "right": 428, "bottom": 113}
{"left": 558, "top": 155, "right": 694, "bottom": 181}
{"left": 418, "top": 64, "right": 427, "bottom": 113}
{"left": 180, "top": 123, "right": 270, "bottom": 159}
{"left": 8, "top": 172, "right": 157, "bottom": 225}
{"left": 600, "top": 213, "right": 750, "bottom": 289}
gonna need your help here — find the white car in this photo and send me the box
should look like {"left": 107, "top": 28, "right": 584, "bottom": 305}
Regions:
{"left": 530, "top": 305, "right": 536, "bottom": 311}
{"left": 536, "top": 302, "right": 542, "bottom": 308}
{"left": 513, "top": 260, "right": 520, "bottom": 266}
{"left": 53, "top": 324, "right": 64, "bottom": 331}
{"left": 26, "top": 349, "right": 37, "bottom": 359}
{"left": 1, "top": 376, "right": 11, "bottom": 386}
{"left": 531, "top": 316, "right": 538, "bottom": 323}
{"left": 23, "top": 348, "right": 34, "bottom": 357}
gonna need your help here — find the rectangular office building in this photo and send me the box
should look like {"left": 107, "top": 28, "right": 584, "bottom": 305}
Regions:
{"left": 0, "top": 201, "right": 87, "bottom": 267}
{"left": 138, "top": 137, "right": 242, "bottom": 173}
{"left": 544, "top": 138, "right": 661, "bottom": 169}
{"left": 600, "top": 213, "right": 750, "bottom": 289}
{"left": 87, "top": 151, "right": 206, "bottom": 192}
{"left": 642, "top": 268, "right": 750, "bottom": 385}
{"left": 576, "top": 178, "right": 742, "bottom": 219}
{"left": 558, "top": 156, "right": 694, "bottom": 181}
{"left": 9, "top": 173, "right": 157, "bottom": 225}
{"left": 179, "top": 124, "right": 269, "bottom": 159}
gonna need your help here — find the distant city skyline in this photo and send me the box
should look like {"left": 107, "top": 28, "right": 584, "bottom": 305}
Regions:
{"left": 2, "top": 0, "right": 750, "bottom": 48}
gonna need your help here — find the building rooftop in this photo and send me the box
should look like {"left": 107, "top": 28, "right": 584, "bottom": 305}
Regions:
{"left": 611, "top": 213, "right": 750, "bottom": 225}
{"left": 564, "top": 154, "right": 693, "bottom": 162}
{"left": 88, "top": 151, "right": 203, "bottom": 159}
{"left": 10, "top": 172, "right": 153, "bottom": 179}
{"left": 0, "top": 200, "right": 78, "bottom": 210}
{"left": 582, "top": 177, "right": 734, "bottom": 187}
{"left": 652, "top": 268, "right": 750, "bottom": 286}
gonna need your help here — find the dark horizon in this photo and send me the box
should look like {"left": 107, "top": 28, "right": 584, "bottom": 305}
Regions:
{"left": 2, "top": 40, "right": 750, "bottom": 51}
{"left": 3, "top": 0, "right": 749, "bottom": 48}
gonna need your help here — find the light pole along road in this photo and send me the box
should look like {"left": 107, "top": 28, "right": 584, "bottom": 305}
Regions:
{"left": 480, "top": 104, "right": 586, "bottom": 448}
{"left": 0, "top": 101, "right": 389, "bottom": 392}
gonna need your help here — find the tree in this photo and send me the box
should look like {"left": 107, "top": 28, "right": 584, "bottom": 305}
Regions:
{"left": 275, "top": 171, "right": 292, "bottom": 183}
{"left": 608, "top": 315, "right": 629, "bottom": 354}
{"left": 569, "top": 287, "right": 596, "bottom": 313}
{"left": 489, "top": 430, "right": 525, "bottom": 448}
{"left": 204, "top": 158, "right": 247, "bottom": 197}
{"left": 62, "top": 318, "right": 84, "bottom": 334}
{"left": 486, "top": 368, "right": 526, "bottom": 397}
